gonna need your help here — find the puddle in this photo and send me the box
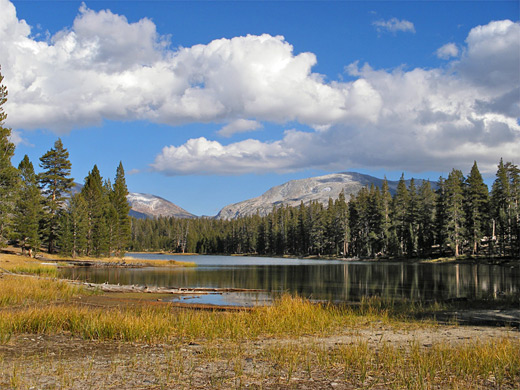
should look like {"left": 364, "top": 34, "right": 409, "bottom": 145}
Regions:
{"left": 168, "top": 292, "right": 272, "bottom": 307}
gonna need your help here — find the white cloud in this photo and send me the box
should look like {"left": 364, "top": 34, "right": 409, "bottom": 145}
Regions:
{"left": 0, "top": 0, "right": 518, "bottom": 176}
{"left": 436, "top": 43, "right": 459, "bottom": 59}
{"left": 154, "top": 20, "right": 520, "bottom": 176}
{"left": 217, "top": 119, "right": 262, "bottom": 137}
{"left": 373, "top": 18, "right": 416, "bottom": 34}
{"left": 152, "top": 137, "right": 295, "bottom": 175}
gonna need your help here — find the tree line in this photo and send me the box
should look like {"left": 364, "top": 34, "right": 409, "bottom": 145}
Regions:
{"left": 0, "top": 67, "right": 131, "bottom": 258}
{"left": 130, "top": 160, "right": 519, "bottom": 259}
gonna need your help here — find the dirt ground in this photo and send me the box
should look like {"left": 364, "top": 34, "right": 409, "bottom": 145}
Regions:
{"left": 0, "top": 321, "right": 518, "bottom": 389}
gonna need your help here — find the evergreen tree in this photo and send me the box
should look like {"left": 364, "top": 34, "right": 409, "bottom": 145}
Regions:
{"left": 333, "top": 192, "right": 349, "bottom": 257}
{"left": 391, "top": 174, "right": 410, "bottom": 256}
{"left": 0, "top": 66, "right": 18, "bottom": 247}
{"left": 14, "top": 155, "right": 43, "bottom": 256}
{"left": 506, "top": 162, "right": 520, "bottom": 257}
{"left": 435, "top": 176, "right": 448, "bottom": 255}
{"left": 104, "top": 179, "right": 119, "bottom": 256}
{"left": 39, "top": 138, "right": 73, "bottom": 253}
{"left": 380, "top": 178, "right": 393, "bottom": 255}
{"left": 445, "top": 169, "right": 466, "bottom": 256}
{"left": 59, "top": 193, "right": 88, "bottom": 258}
{"left": 367, "top": 185, "right": 384, "bottom": 257}
{"left": 491, "top": 159, "right": 511, "bottom": 256}
{"left": 464, "top": 161, "right": 489, "bottom": 255}
{"left": 417, "top": 180, "right": 436, "bottom": 256}
{"left": 82, "top": 165, "right": 109, "bottom": 257}
{"left": 406, "top": 178, "right": 420, "bottom": 256}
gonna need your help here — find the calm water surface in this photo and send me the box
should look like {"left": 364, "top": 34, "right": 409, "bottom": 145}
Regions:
{"left": 59, "top": 254, "right": 520, "bottom": 306}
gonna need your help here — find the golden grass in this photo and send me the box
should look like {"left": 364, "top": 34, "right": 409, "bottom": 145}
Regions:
{"left": 0, "top": 275, "right": 86, "bottom": 307}
{"left": 0, "top": 292, "right": 432, "bottom": 343}
{"left": 0, "top": 253, "right": 60, "bottom": 276}
{"left": 43, "top": 253, "right": 197, "bottom": 267}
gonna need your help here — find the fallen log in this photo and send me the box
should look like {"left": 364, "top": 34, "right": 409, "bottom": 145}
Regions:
{"left": 81, "top": 282, "right": 265, "bottom": 294}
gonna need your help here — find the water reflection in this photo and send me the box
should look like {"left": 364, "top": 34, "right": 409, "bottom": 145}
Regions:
{"left": 60, "top": 255, "right": 520, "bottom": 303}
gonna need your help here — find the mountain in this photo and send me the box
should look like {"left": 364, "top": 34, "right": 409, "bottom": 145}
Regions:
{"left": 71, "top": 183, "right": 196, "bottom": 219}
{"left": 217, "top": 172, "right": 434, "bottom": 220}
{"left": 126, "top": 193, "right": 196, "bottom": 219}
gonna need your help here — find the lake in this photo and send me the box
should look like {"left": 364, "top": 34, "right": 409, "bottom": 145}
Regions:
{"left": 59, "top": 254, "right": 520, "bottom": 306}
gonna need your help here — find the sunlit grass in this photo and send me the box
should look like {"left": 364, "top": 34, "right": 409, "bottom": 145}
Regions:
{"left": 43, "top": 253, "right": 196, "bottom": 267}
{"left": 0, "top": 293, "right": 435, "bottom": 343}
{"left": 261, "top": 338, "right": 520, "bottom": 389}
{"left": 0, "top": 275, "right": 86, "bottom": 307}
{"left": 0, "top": 252, "right": 60, "bottom": 276}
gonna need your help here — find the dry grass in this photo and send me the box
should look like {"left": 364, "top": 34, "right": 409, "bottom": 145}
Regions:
{"left": 0, "top": 275, "right": 87, "bottom": 308}
{"left": 1, "top": 335, "right": 518, "bottom": 389}
{"left": 43, "top": 253, "right": 197, "bottom": 267}
{"left": 0, "top": 291, "right": 434, "bottom": 343}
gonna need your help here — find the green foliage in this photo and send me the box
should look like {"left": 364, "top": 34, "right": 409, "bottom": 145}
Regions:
{"left": 58, "top": 193, "right": 88, "bottom": 258}
{"left": 111, "top": 162, "right": 131, "bottom": 256}
{"left": 14, "top": 155, "right": 43, "bottom": 256}
{"left": 464, "top": 161, "right": 489, "bottom": 255}
{"left": 444, "top": 169, "right": 466, "bottom": 256}
{"left": 82, "top": 165, "right": 109, "bottom": 257}
{"left": 38, "top": 138, "right": 74, "bottom": 253}
{"left": 0, "top": 66, "right": 18, "bottom": 247}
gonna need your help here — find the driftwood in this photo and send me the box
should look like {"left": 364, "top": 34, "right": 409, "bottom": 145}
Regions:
{"left": 80, "top": 282, "right": 265, "bottom": 295}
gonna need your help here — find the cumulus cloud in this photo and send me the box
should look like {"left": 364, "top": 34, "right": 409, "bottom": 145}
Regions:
{"left": 154, "top": 20, "right": 520, "bottom": 175}
{"left": 372, "top": 18, "right": 416, "bottom": 34}
{"left": 1, "top": 0, "right": 519, "bottom": 176}
{"left": 152, "top": 137, "right": 295, "bottom": 175}
{"left": 217, "top": 119, "right": 262, "bottom": 137}
{"left": 436, "top": 43, "right": 459, "bottom": 59}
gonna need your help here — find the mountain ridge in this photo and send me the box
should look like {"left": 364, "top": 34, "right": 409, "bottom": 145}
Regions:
{"left": 71, "top": 184, "right": 196, "bottom": 220}
{"left": 216, "top": 172, "right": 434, "bottom": 220}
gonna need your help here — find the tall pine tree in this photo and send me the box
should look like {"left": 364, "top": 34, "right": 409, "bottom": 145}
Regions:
{"left": 445, "top": 169, "right": 466, "bottom": 257}
{"left": 39, "top": 139, "right": 74, "bottom": 253}
{"left": 464, "top": 161, "right": 489, "bottom": 255}
{"left": 111, "top": 162, "right": 131, "bottom": 256}
{"left": 0, "top": 66, "right": 18, "bottom": 247}
{"left": 14, "top": 155, "right": 43, "bottom": 256}
{"left": 82, "top": 165, "right": 109, "bottom": 257}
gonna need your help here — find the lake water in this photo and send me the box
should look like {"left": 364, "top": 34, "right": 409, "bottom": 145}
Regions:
{"left": 59, "top": 254, "right": 520, "bottom": 306}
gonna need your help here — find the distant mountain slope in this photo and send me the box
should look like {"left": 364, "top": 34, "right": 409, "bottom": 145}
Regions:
{"left": 127, "top": 193, "right": 196, "bottom": 219}
{"left": 71, "top": 183, "right": 196, "bottom": 219}
{"left": 217, "top": 172, "right": 433, "bottom": 220}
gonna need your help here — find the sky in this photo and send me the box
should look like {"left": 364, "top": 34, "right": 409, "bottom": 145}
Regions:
{"left": 1, "top": 0, "right": 519, "bottom": 216}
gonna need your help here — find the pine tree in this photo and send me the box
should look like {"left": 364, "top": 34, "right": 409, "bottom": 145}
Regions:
{"left": 464, "top": 161, "right": 489, "bottom": 255}
{"left": 435, "top": 176, "right": 448, "bottom": 255}
{"left": 381, "top": 177, "right": 393, "bottom": 256}
{"left": 505, "top": 162, "right": 520, "bottom": 257}
{"left": 406, "top": 178, "right": 420, "bottom": 256}
{"left": 39, "top": 138, "right": 74, "bottom": 253}
{"left": 59, "top": 193, "right": 88, "bottom": 258}
{"left": 391, "top": 174, "right": 410, "bottom": 256}
{"left": 14, "top": 156, "right": 43, "bottom": 256}
{"left": 417, "top": 180, "right": 436, "bottom": 256}
{"left": 367, "top": 185, "right": 384, "bottom": 257}
{"left": 0, "top": 66, "right": 18, "bottom": 247}
{"left": 490, "top": 159, "right": 511, "bottom": 256}
{"left": 104, "top": 179, "right": 118, "bottom": 256}
{"left": 82, "top": 165, "right": 109, "bottom": 257}
{"left": 445, "top": 169, "right": 466, "bottom": 257}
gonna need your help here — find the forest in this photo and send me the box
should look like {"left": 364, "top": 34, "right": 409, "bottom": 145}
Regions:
{"left": 130, "top": 159, "right": 520, "bottom": 259}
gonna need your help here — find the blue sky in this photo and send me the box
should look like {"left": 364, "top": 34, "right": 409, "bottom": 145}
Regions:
{"left": 2, "top": 0, "right": 519, "bottom": 216}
